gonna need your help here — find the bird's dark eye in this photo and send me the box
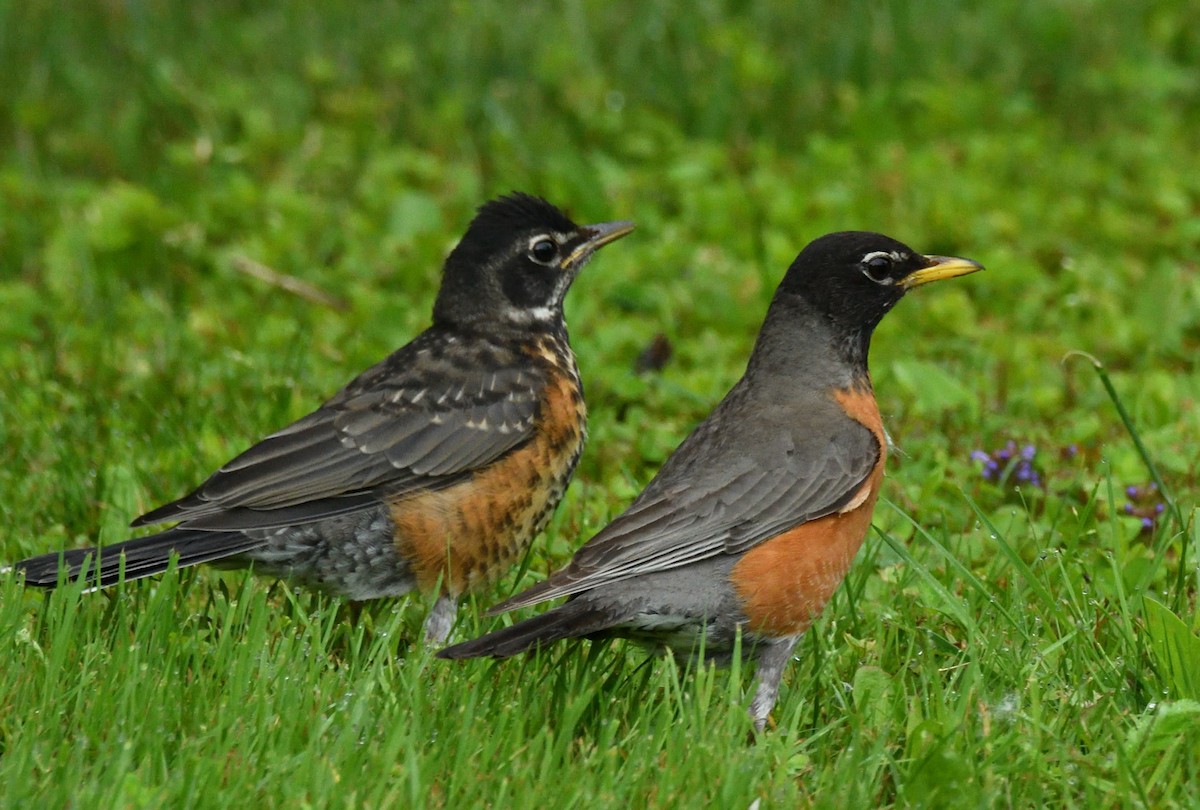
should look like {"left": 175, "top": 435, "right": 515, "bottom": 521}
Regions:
{"left": 529, "top": 238, "right": 559, "bottom": 265}
{"left": 861, "top": 253, "right": 894, "bottom": 284}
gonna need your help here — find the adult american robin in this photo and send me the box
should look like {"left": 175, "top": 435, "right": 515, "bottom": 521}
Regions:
{"left": 12, "top": 193, "right": 634, "bottom": 644}
{"left": 439, "top": 231, "right": 982, "bottom": 729}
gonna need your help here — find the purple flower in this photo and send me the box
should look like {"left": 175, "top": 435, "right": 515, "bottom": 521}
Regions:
{"left": 971, "top": 440, "right": 1045, "bottom": 491}
{"left": 1121, "top": 481, "right": 1167, "bottom": 534}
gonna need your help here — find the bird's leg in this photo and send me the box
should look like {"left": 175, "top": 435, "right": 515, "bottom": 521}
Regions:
{"left": 749, "top": 634, "right": 801, "bottom": 732}
{"left": 422, "top": 593, "right": 459, "bottom": 645}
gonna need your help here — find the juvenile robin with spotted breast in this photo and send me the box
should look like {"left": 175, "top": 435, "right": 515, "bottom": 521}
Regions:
{"left": 12, "top": 193, "right": 634, "bottom": 644}
{"left": 439, "top": 231, "right": 982, "bottom": 728}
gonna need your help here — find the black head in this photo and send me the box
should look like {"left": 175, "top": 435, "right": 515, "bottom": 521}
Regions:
{"left": 777, "top": 230, "right": 982, "bottom": 331}
{"left": 763, "top": 231, "right": 982, "bottom": 372}
{"left": 433, "top": 193, "right": 634, "bottom": 329}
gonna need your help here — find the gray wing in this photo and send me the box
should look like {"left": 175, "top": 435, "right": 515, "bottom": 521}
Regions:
{"left": 492, "top": 392, "right": 879, "bottom": 612}
{"left": 134, "top": 335, "right": 545, "bottom": 531}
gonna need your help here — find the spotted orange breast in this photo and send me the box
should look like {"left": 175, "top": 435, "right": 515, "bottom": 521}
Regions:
{"left": 731, "top": 385, "right": 886, "bottom": 637}
{"left": 390, "top": 337, "right": 586, "bottom": 595}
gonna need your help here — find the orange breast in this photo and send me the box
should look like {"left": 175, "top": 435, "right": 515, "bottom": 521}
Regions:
{"left": 731, "top": 385, "right": 886, "bottom": 637}
{"left": 390, "top": 340, "right": 585, "bottom": 596}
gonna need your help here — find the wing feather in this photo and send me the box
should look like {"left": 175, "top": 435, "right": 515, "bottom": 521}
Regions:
{"left": 491, "top": 387, "right": 880, "bottom": 613}
{"left": 133, "top": 332, "right": 550, "bottom": 530}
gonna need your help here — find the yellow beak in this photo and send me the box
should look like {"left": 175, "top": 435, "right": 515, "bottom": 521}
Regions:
{"left": 901, "top": 255, "right": 984, "bottom": 289}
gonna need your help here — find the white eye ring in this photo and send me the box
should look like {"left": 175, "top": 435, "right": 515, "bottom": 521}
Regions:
{"left": 861, "top": 250, "right": 904, "bottom": 284}
{"left": 527, "top": 235, "right": 560, "bottom": 265}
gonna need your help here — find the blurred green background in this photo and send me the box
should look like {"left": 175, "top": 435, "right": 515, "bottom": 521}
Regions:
{"left": 2, "top": 2, "right": 1198, "bottom": 807}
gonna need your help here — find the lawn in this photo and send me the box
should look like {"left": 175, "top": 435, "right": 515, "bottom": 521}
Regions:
{"left": 2, "top": 2, "right": 1199, "bottom": 807}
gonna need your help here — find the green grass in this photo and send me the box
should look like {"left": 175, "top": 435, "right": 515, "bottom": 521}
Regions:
{"left": 2, "top": 2, "right": 1200, "bottom": 807}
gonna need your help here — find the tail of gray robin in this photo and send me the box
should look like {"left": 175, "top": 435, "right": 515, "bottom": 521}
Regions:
{"left": 437, "top": 600, "right": 617, "bottom": 659}
{"left": 13, "top": 528, "right": 261, "bottom": 589}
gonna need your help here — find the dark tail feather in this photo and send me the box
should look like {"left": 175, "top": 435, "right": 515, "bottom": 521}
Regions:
{"left": 11, "top": 528, "right": 264, "bottom": 589}
{"left": 437, "top": 600, "right": 618, "bottom": 660}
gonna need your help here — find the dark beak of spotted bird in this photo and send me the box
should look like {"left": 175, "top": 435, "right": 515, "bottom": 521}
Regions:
{"left": 901, "top": 254, "right": 985, "bottom": 289}
{"left": 563, "top": 220, "right": 637, "bottom": 269}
